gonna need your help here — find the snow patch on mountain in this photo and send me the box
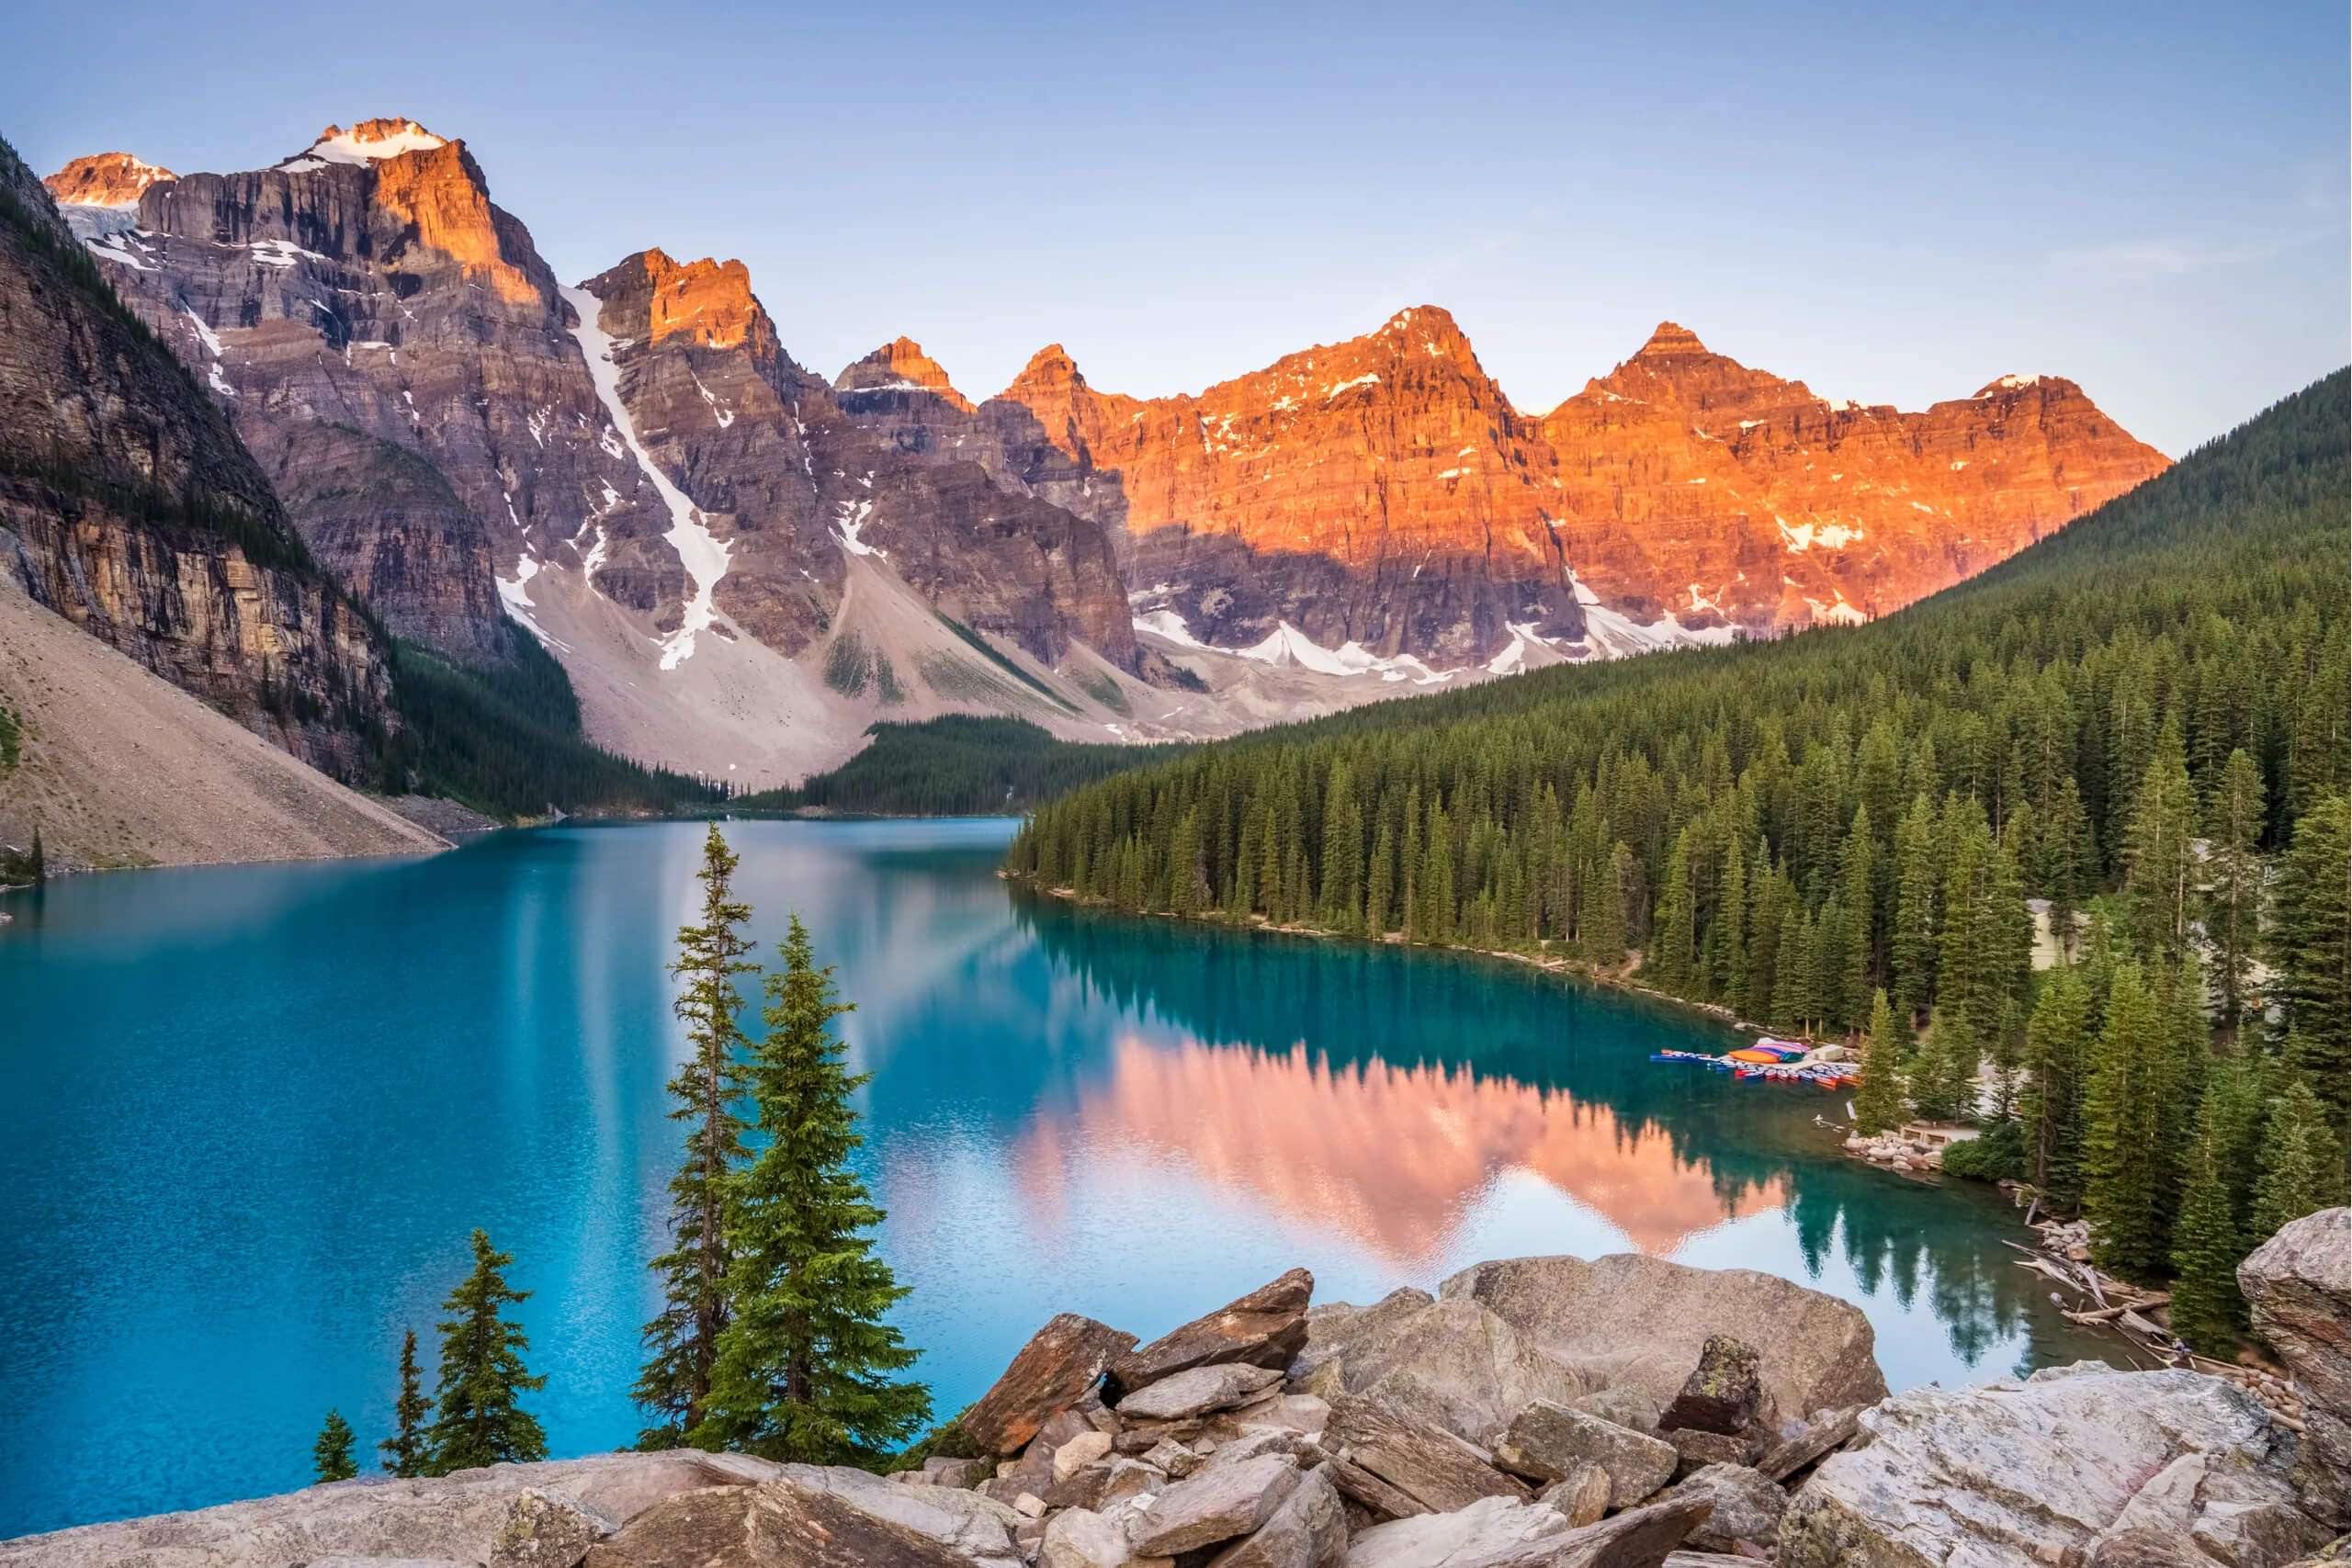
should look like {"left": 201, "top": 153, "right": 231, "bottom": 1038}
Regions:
{"left": 561, "top": 285, "right": 730, "bottom": 671}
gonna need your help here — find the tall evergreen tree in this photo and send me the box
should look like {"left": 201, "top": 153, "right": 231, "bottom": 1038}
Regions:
{"left": 424, "top": 1230, "right": 547, "bottom": 1475}
{"left": 2268, "top": 794, "right": 2350, "bottom": 1111}
{"left": 694, "top": 917, "right": 930, "bottom": 1462}
{"left": 2120, "top": 737, "right": 2197, "bottom": 965}
{"left": 2019, "top": 967, "right": 2091, "bottom": 1208}
{"left": 1908, "top": 1007, "right": 1977, "bottom": 1122}
{"left": 2084, "top": 965, "right": 2169, "bottom": 1281}
{"left": 2204, "top": 750, "right": 2267, "bottom": 1030}
{"left": 638, "top": 825, "right": 758, "bottom": 1443}
{"left": 313, "top": 1409, "right": 358, "bottom": 1483}
{"left": 1852, "top": 988, "right": 1908, "bottom": 1135}
{"left": 378, "top": 1327, "right": 430, "bottom": 1478}
{"left": 2250, "top": 1075, "right": 2350, "bottom": 1241}
{"left": 1889, "top": 795, "right": 1940, "bottom": 1019}
{"left": 2169, "top": 1084, "right": 2248, "bottom": 1354}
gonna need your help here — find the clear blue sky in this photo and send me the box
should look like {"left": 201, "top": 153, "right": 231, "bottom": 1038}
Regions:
{"left": 6, "top": 0, "right": 2344, "bottom": 455}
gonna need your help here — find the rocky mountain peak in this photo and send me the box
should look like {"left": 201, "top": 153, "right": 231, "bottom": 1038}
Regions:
{"left": 1631, "top": 320, "right": 1712, "bottom": 359}
{"left": 835, "top": 336, "right": 972, "bottom": 411}
{"left": 618, "top": 249, "right": 771, "bottom": 352}
{"left": 1006, "top": 343, "right": 1085, "bottom": 394}
{"left": 277, "top": 117, "right": 447, "bottom": 172}
{"left": 42, "top": 152, "right": 175, "bottom": 209}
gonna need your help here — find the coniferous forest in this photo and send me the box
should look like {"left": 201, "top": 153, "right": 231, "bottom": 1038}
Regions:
{"left": 1008, "top": 372, "right": 2351, "bottom": 1345}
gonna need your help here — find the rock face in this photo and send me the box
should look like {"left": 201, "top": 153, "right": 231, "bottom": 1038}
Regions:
{"left": 40, "top": 150, "right": 174, "bottom": 231}
{"left": 0, "top": 1450, "right": 781, "bottom": 1567}
{"left": 0, "top": 135, "right": 394, "bottom": 778}
{"left": 944, "top": 1313, "right": 1137, "bottom": 1456}
{"left": 1440, "top": 1254, "right": 1887, "bottom": 1432}
{"left": 1109, "top": 1269, "right": 1314, "bottom": 1396}
{"left": 949, "top": 311, "right": 2167, "bottom": 668}
{"left": 2240, "top": 1207, "right": 2350, "bottom": 1528}
{"left": 1295, "top": 1292, "right": 1584, "bottom": 1444}
{"left": 1778, "top": 1363, "right": 2331, "bottom": 1568}
{"left": 1532, "top": 322, "right": 2169, "bottom": 633}
{"left": 1488, "top": 1401, "right": 1677, "bottom": 1506}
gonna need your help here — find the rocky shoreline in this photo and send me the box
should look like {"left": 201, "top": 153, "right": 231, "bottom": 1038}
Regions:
{"left": 8, "top": 1211, "right": 2344, "bottom": 1568}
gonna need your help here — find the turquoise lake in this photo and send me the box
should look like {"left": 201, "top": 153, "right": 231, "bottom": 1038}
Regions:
{"left": 0, "top": 818, "right": 2110, "bottom": 1537}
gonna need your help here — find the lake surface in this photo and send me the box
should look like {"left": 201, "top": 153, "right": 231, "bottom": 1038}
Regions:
{"left": 0, "top": 818, "right": 2109, "bottom": 1537}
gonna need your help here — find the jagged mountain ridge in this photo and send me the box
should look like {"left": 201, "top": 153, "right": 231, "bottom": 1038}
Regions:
{"left": 44, "top": 122, "right": 1150, "bottom": 785}
{"left": 40, "top": 116, "right": 2171, "bottom": 784}
{"left": 0, "top": 137, "right": 393, "bottom": 779}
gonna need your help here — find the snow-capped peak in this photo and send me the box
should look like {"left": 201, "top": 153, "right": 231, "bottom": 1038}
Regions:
{"left": 276, "top": 118, "right": 447, "bottom": 173}
{"left": 43, "top": 152, "right": 176, "bottom": 210}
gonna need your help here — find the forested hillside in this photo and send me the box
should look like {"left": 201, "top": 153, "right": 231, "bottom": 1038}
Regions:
{"left": 1009, "top": 372, "right": 2350, "bottom": 1342}
{"left": 738, "top": 716, "right": 1171, "bottom": 817}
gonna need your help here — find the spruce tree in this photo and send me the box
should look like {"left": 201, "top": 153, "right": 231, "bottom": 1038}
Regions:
{"left": 1908, "top": 1008, "right": 1976, "bottom": 1122}
{"left": 2169, "top": 1087, "right": 2247, "bottom": 1355}
{"left": 1853, "top": 988, "right": 1908, "bottom": 1135}
{"left": 378, "top": 1327, "right": 430, "bottom": 1477}
{"left": 2084, "top": 964, "right": 2169, "bottom": 1281}
{"left": 424, "top": 1230, "right": 548, "bottom": 1475}
{"left": 2268, "top": 794, "right": 2350, "bottom": 1112}
{"left": 2250, "top": 1076, "right": 2350, "bottom": 1241}
{"left": 2019, "top": 968, "right": 2091, "bottom": 1207}
{"left": 2204, "top": 750, "right": 2266, "bottom": 1030}
{"left": 2120, "top": 738, "right": 2197, "bottom": 965}
{"left": 638, "top": 825, "right": 758, "bottom": 1443}
{"left": 1889, "top": 795, "right": 1940, "bottom": 1019}
{"left": 693, "top": 917, "right": 930, "bottom": 1462}
{"left": 313, "top": 1409, "right": 358, "bottom": 1483}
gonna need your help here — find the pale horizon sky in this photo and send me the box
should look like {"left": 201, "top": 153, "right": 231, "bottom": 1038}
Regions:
{"left": 6, "top": 0, "right": 2345, "bottom": 455}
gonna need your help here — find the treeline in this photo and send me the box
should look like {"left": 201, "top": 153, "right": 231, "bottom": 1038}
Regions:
{"left": 374, "top": 626, "right": 729, "bottom": 819}
{"left": 740, "top": 716, "right": 1173, "bottom": 817}
{"left": 1007, "top": 372, "right": 2352, "bottom": 1348}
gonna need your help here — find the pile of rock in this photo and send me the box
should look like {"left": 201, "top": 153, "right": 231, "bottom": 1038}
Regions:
{"left": 6, "top": 1222, "right": 2346, "bottom": 1568}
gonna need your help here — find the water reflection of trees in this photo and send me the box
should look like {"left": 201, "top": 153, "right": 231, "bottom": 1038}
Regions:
{"left": 1014, "top": 895, "right": 2083, "bottom": 1374}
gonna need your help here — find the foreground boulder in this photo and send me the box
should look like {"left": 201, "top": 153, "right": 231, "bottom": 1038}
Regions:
{"left": 0, "top": 1451, "right": 781, "bottom": 1568}
{"left": 1345, "top": 1493, "right": 1711, "bottom": 1568}
{"left": 1441, "top": 1255, "right": 1885, "bottom": 1433}
{"left": 1487, "top": 1401, "right": 1677, "bottom": 1506}
{"left": 1657, "top": 1464, "right": 1784, "bottom": 1553}
{"left": 588, "top": 1477, "right": 980, "bottom": 1567}
{"left": 1655, "top": 1337, "right": 1760, "bottom": 1437}
{"left": 1126, "top": 1452, "right": 1303, "bottom": 1556}
{"left": 779, "top": 1464, "right": 1025, "bottom": 1564}
{"left": 1295, "top": 1292, "right": 1586, "bottom": 1442}
{"left": 1110, "top": 1269, "right": 1314, "bottom": 1397}
{"left": 2240, "top": 1207, "right": 2350, "bottom": 1529}
{"left": 1779, "top": 1363, "right": 2331, "bottom": 1568}
{"left": 965, "top": 1313, "right": 1141, "bottom": 1454}
{"left": 1323, "top": 1395, "right": 1531, "bottom": 1518}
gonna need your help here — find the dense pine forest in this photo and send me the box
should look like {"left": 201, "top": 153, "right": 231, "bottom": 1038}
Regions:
{"left": 373, "top": 624, "right": 728, "bottom": 819}
{"left": 1008, "top": 372, "right": 2351, "bottom": 1347}
{"left": 738, "top": 716, "right": 1171, "bottom": 818}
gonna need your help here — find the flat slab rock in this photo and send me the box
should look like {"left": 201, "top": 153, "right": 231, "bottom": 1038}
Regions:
{"left": 0, "top": 1452, "right": 783, "bottom": 1568}
{"left": 1326, "top": 1395, "right": 1531, "bottom": 1518}
{"left": 1294, "top": 1292, "right": 1586, "bottom": 1445}
{"left": 1779, "top": 1362, "right": 2332, "bottom": 1568}
{"left": 1345, "top": 1492, "right": 1711, "bottom": 1568}
{"left": 965, "top": 1313, "right": 1141, "bottom": 1455}
{"left": 1441, "top": 1255, "right": 1885, "bottom": 1432}
{"left": 1118, "top": 1362, "right": 1286, "bottom": 1421}
{"left": 586, "top": 1477, "right": 986, "bottom": 1568}
{"left": 1490, "top": 1399, "right": 1677, "bottom": 1506}
{"left": 778, "top": 1463, "right": 1025, "bottom": 1564}
{"left": 1110, "top": 1269, "right": 1315, "bottom": 1399}
{"left": 2239, "top": 1206, "right": 2350, "bottom": 1528}
{"left": 1126, "top": 1452, "right": 1304, "bottom": 1557}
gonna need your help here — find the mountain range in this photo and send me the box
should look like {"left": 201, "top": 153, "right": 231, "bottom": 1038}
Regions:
{"left": 25, "top": 118, "right": 2169, "bottom": 791}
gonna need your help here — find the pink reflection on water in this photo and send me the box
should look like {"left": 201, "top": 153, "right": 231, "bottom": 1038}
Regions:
{"left": 1013, "top": 1035, "right": 1787, "bottom": 1268}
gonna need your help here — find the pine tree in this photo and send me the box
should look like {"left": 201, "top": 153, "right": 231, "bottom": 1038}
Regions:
{"left": 1889, "top": 795, "right": 1940, "bottom": 1019}
{"left": 694, "top": 917, "right": 930, "bottom": 1462}
{"left": 2250, "top": 1076, "right": 2350, "bottom": 1241}
{"left": 1853, "top": 988, "right": 1908, "bottom": 1135}
{"left": 2204, "top": 750, "right": 2267, "bottom": 1030}
{"left": 638, "top": 825, "right": 758, "bottom": 1442}
{"left": 2268, "top": 794, "right": 2350, "bottom": 1112}
{"left": 1908, "top": 1008, "right": 1976, "bottom": 1123}
{"left": 1364, "top": 821, "right": 1396, "bottom": 935}
{"left": 424, "top": 1229, "right": 547, "bottom": 1475}
{"left": 2120, "top": 737, "right": 2197, "bottom": 965}
{"left": 2019, "top": 967, "right": 2091, "bottom": 1207}
{"left": 2169, "top": 1089, "right": 2247, "bottom": 1355}
{"left": 2084, "top": 964, "right": 2169, "bottom": 1281}
{"left": 1836, "top": 808, "right": 1875, "bottom": 1029}
{"left": 378, "top": 1327, "right": 430, "bottom": 1477}
{"left": 313, "top": 1409, "right": 358, "bottom": 1483}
